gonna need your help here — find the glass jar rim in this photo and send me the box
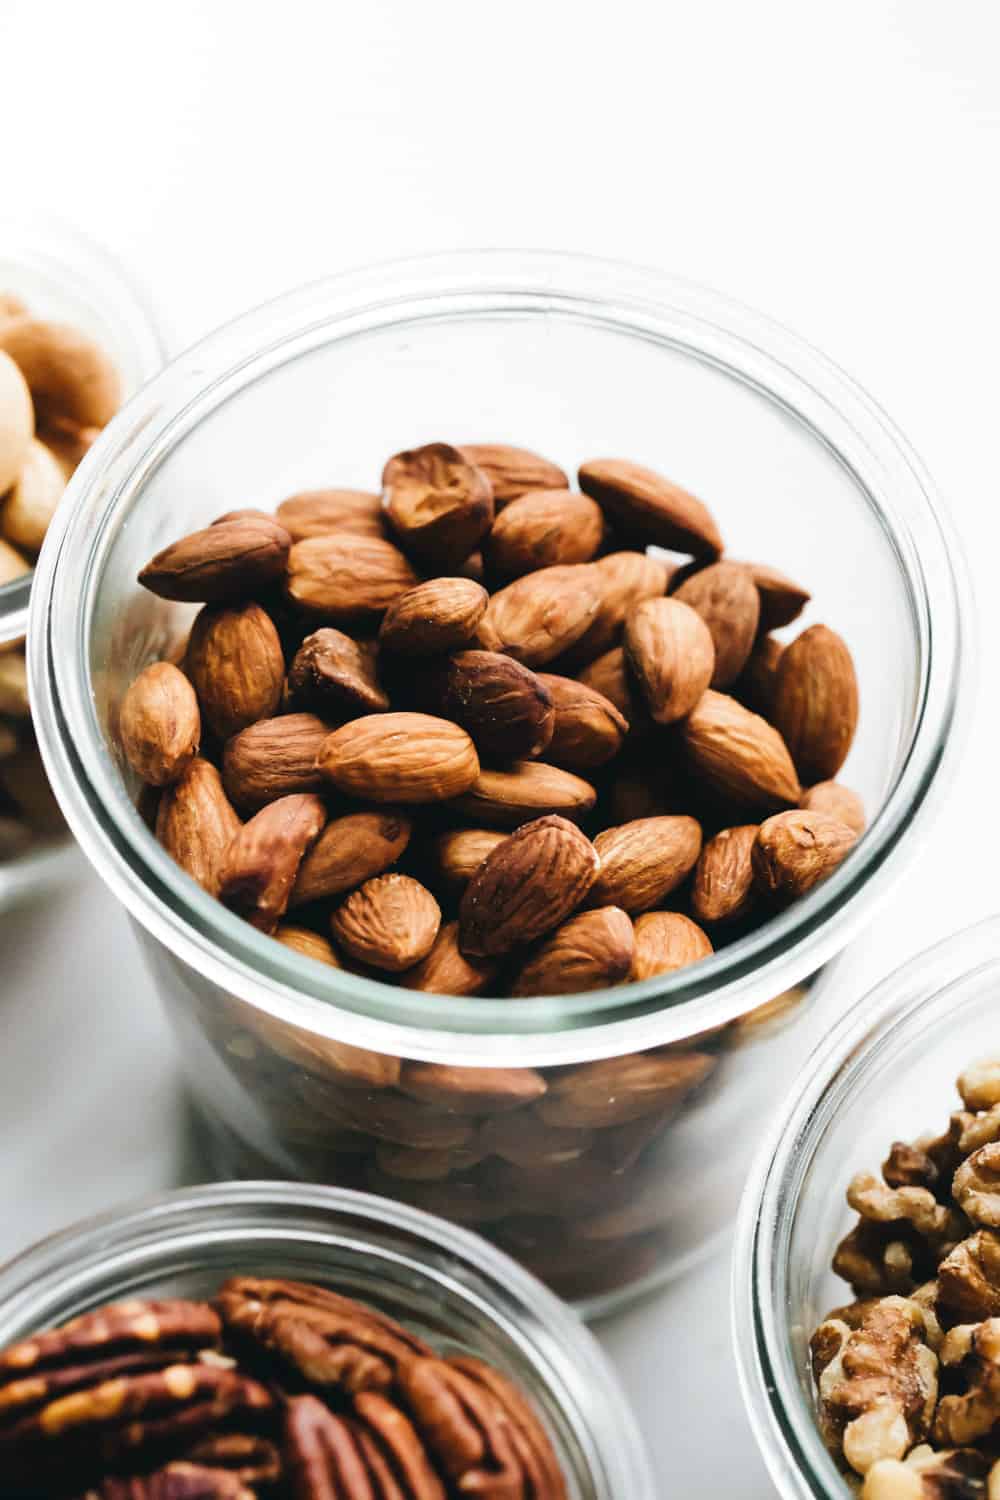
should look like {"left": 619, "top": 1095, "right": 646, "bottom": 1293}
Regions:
{"left": 732, "top": 914, "right": 1000, "bottom": 1500}
{"left": 27, "top": 248, "right": 970, "bottom": 1065}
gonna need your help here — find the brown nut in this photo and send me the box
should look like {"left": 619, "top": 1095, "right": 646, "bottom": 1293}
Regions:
{"left": 223, "top": 713, "right": 329, "bottom": 812}
{"left": 590, "top": 815, "right": 703, "bottom": 914}
{"left": 275, "top": 487, "right": 385, "bottom": 540}
{"left": 800, "top": 780, "right": 866, "bottom": 837}
{"left": 447, "top": 1355, "right": 568, "bottom": 1500}
{"left": 415, "top": 650, "right": 554, "bottom": 761}
{"left": 933, "top": 1318, "right": 1000, "bottom": 1448}
{"left": 577, "top": 645, "right": 650, "bottom": 734}
{"left": 156, "top": 758, "right": 242, "bottom": 895}
{"left": 330, "top": 874, "right": 442, "bottom": 972}
{"left": 673, "top": 560, "right": 761, "bottom": 688}
{"left": 459, "top": 814, "right": 600, "bottom": 957}
{"left": 458, "top": 443, "right": 568, "bottom": 506}
{"left": 484, "top": 488, "right": 604, "bottom": 579}
{"left": 623, "top": 596, "right": 715, "bottom": 724}
{"left": 0, "top": 437, "right": 64, "bottom": 554}
{"left": 510, "top": 906, "right": 634, "bottom": 996}
{"left": 483, "top": 564, "right": 603, "bottom": 667}
{"left": 557, "top": 549, "right": 672, "bottom": 670}
{"left": 861, "top": 1448, "right": 996, "bottom": 1500}
{"left": 772, "top": 623, "right": 860, "bottom": 782}
{"left": 75, "top": 1462, "right": 259, "bottom": 1498}
{"left": 752, "top": 809, "right": 857, "bottom": 902}
{"left": 538, "top": 1049, "right": 715, "bottom": 1128}
{"left": 381, "top": 442, "right": 494, "bottom": 569}
{"left": 291, "top": 810, "right": 412, "bottom": 906}
{"left": 0, "top": 650, "right": 29, "bottom": 717}
{"left": 535, "top": 673, "right": 628, "bottom": 770}
{"left": 0, "top": 536, "right": 30, "bottom": 589}
{"left": 681, "top": 690, "right": 801, "bottom": 812}
{"left": 690, "top": 824, "right": 759, "bottom": 924}
{"left": 742, "top": 560, "right": 811, "bottom": 631}
{"left": 286, "top": 533, "right": 419, "bottom": 623}
{"left": 399, "top": 1061, "right": 547, "bottom": 1114}
{"left": 398, "top": 920, "right": 499, "bottom": 996}
{"left": 185, "top": 602, "right": 285, "bottom": 740}
{"left": 938, "top": 1232, "right": 1000, "bottom": 1323}
{"left": 119, "top": 662, "right": 201, "bottom": 787}
{"left": 578, "top": 457, "right": 723, "bottom": 557}
{"left": 631, "top": 912, "right": 713, "bottom": 980}
{"left": 139, "top": 519, "right": 292, "bottom": 603}
{"left": 274, "top": 924, "right": 341, "bottom": 967}
{"left": 429, "top": 828, "right": 508, "bottom": 891}
{"left": 317, "top": 713, "right": 480, "bottom": 804}
{"left": 378, "top": 577, "right": 490, "bottom": 656}
{"left": 287, "top": 629, "right": 389, "bottom": 717}
{"left": 0, "top": 349, "right": 34, "bottom": 495}
{"left": 0, "top": 316, "right": 121, "bottom": 429}
{"left": 398, "top": 1358, "right": 526, "bottom": 1496}
{"left": 218, "top": 793, "right": 327, "bottom": 932}
{"left": 954, "top": 1144, "right": 1000, "bottom": 1230}
{"left": 958, "top": 1061, "right": 1000, "bottom": 1113}
{"left": 41, "top": 417, "right": 100, "bottom": 479}
{"left": 733, "top": 635, "right": 785, "bottom": 719}
{"left": 451, "top": 761, "right": 596, "bottom": 829}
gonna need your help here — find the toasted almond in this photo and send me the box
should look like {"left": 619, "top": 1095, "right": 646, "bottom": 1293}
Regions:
{"left": 537, "top": 1050, "right": 715, "bottom": 1128}
{"left": 484, "top": 563, "right": 602, "bottom": 667}
{"left": 800, "top": 781, "right": 866, "bottom": 837}
{"left": 733, "top": 635, "right": 785, "bottom": 720}
{"left": 274, "top": 924, "right": 341, "bottom": 967}
{"left": 317, "top": 712, "right": 479, "bottom": 804}
{"left": 630, "top": 912, "right": 713, "bottom": 980}
{"left": 291, "top": 810, "right": 412, "bottom": 906}
{"left": 399, "top": 1061, "right": 547, "bottom": 1113}
{"left": 623, "top": 596, "right": 715, "bottom": 724}
{"left": 578, "top": 458, "right": 723, "bottom": 557}
{"left": 286, "top": 533, "right": 418, "bottom": 623}
{"left": 752, "top": 809, "right": 858, "bottom": 902}
{"left": 577, "top": 645, "right": 650, "bottom": 734}
{"left": 218, "top": 792, "right": 327, "bottom": 931}
{"left": 275, "top": 488, "right": 385, "bottom": 540}
{"left": 510, "top": 907, "right": 634, "bottom": 997}
{"left": 743, "top": 561, "right": 810, "bottom": 631}
{"left": 331, "top": 873, "right": 441, "bottom": 972}
{"left": 459, "top": 814, "right": 600, "bottom": 957}
{"left": 458, "top": 444, "right": 568, "bottom": 506}
{"left": 223, "top": 713, "right": 329, "bottom": 811}
{"left": 452, "top": 761, "right": 596, "bottom": 829}
{"left": 590, "top": 815, "right": 703, "bottom": 914}
{"left": 287, "top": 628, "right": 388, "bottom": 716}
{"left": 415, "top": 650, "right": 554, "bottom": 761}
{"left": 477, "top": 1112, "right": 595, "bottom": 1168}
{"left": 557, "top": 549, "right": 673, "bottom": 669}
{"left": 378, "top": 577, "right": 490, "bottom": 656}
{"left": 398, "top": 920, "right": 498, "bottom": 996}
{"left": 484, "top": 489, "right": 604, "bottom": 579}
{"left": 119, "top": 661, "right": 201, "bottom": 787}
{"left": 690, "top": 824, "right": 759, "bottom": 924}
{"left": 375, "top": 1142, "right": 489, "bottom": 1181}
{"left": 155, "top": 757, "right": 242, "bottom": 895}
{"left": 536, "top": 674, "right": 628, "bottom": 770}
{"left": 430, "top": 828, "right": 508, "bottom": 890}
{"left": 674, "top": 560, "right": 760, "bottom": 688}
{"left": 382, "top": 442, "right": 493, "bottom": 569}
{"left": 138, "top": 518, "right": 291, "bottom": 603}
{"left": 772, "top": 624, "right": 859, "bottom": 782}
{"left": 185, "top": 602, "right": 285, "bottom": 740}
{"left": 681, "top": 690, "right": 800, "bottom": 811}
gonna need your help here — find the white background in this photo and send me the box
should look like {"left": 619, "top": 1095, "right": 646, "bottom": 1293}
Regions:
{"left": 2, "top": 2, "right": 999, "bottom": 1491}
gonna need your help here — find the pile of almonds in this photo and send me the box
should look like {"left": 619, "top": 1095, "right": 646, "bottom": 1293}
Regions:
{"left": 0, "top": 290, "right": 121, "bottom": 860}
{"left": 122, "top": 441, "right": 862, "bottom": 998}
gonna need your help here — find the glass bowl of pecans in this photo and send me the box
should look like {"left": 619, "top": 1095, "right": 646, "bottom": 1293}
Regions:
{"left": 0, "top": 217, "right": 165, "bottom": 910}
{"left": 28, "top": 251, "right": 966, "bottom": 1313}
{"left": 0, "top": 1180, "right": 652, "bottom": 1497}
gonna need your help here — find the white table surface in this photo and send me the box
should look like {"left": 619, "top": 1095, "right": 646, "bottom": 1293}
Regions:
{"left": 3, "top": 2, "right": 1000, "bottom": 1491}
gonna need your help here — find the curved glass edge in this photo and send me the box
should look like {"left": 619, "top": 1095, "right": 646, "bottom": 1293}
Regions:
{"left": 731, "top": 914, "right": 1000, "bottom": 1500}
{"left": 27, "top": 251, "right": 971, "bottom": 1063}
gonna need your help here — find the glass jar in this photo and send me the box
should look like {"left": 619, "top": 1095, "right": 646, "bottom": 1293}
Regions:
{"left": 0, "top": 1180, "right": 652, "bottom": 1497}
{"left": 28, "top": 251, "right": 967, "bottom": 1315}
{"left": 0, "top": 217, "right": 165, "bottom": 911}
{"left": 733, "top": 915, "right": 1000, "bottom": 1500}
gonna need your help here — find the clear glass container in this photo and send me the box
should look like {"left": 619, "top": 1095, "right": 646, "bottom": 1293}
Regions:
{"left": 28, "top": 251, "right": 967, "bottom": 1314}
{"left": 733, "top": 915, "right": 1000, "bottom": 1500}
{"left": 0, "top": 217, "right": 165, "bottom": 910}
{"left": 0, "top": 1180, "right": 652, "bottom": 1498}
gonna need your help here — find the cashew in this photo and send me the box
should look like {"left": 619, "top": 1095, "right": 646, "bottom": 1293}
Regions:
{"left": 0, "top": 292, "right": 28, "bottom": 328}
{"left": 0, "top": 537, "right": 30, "bottom": 588}
{"left": 0, "top": 651, "right": 29, "bottom": 716}
{"left": 0, "top": 316, "right": 121, "bottom": 429}
{"left": 0, "top": 349, "right": 34, "bottom": 493}
{"left": 0, "top": 438, "right": 64, "bottom": 553}
{"left": 40, "top": 418, "right": 100, "bottom": 479}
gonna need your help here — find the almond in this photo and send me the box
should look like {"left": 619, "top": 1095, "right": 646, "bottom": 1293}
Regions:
{"left": 274, "top": 924, "right": 341, "bottom": 967}
{"left": 477, "top": 1112, "right": 595, "bottom": 1168}
{"left": 772, "top": 624, "right": 859, "bottom": 782}
{"left": 536, "top": 673, "right": 628, "bottom": 770}
{"left": 155, "top": 757, "right": 241, "bottom": 895}
{"left": 331, "top": 873, "right": 441, "bottom": 972}
{"left": 414, "top": 650, "right": 554, "bottom": 761}
{"left": 218, "top": 792, "right": 327, "bottom": 931}
{"left": 185, "top": 602, "right": 285, "bottom": 739}
{"left": 590, "top": 815, "right": 703, "bottom": 914}
{"left": 537, "top": 1049, "right": 715, "bottom": 1128}
{"left": 459, "top": 814, "right": 600, "bottom": 956}
{"left": 291, "top": 810, "right": 412, "bottom": 906}
{"left": 452, "top": 761, "right": 596, "bottom": 829}
{"left": 484, "top": 489, "right": 604, "bottom": 579}
{"left": 631, "top": 912, "right": 713, "bottom": 980}
{"left": 430, "top": 827, "right": 508, "bottom": 890}
{"left": 287, "top": 628, "right": 388, "bottom": 716}
{"left": 510, "top": 907, "right": 634, "bottom": 996}
{"left": 733, "top": 635, "right": 784, "bottom": 719}
{"left": 690, "top": 824, "right": 759, "bottom": 924}
{"left": 681, "top": 690, "right": 800, "bottom": 812}
{"left": 578, "top": 458, "right": 723, "bottom": 557}
{"left": 382, "top": 442, "right": 493, "bottom": 569}
{"left": 285, "top": 533, "right": 418, "bottom": 623}
{"left": 138, "top": 518, "right": 291, "bottom": 603}
{"left": 223, "top": 713, "right": 329, "bottom": 811}
{"left": 558, "top": 549, "right": 673, "bottom": 669}
{"left": 275, "top": 488, "right": 385, "bottom": 540}
{"left": 752, "top": 808, "right": 857, "bottom": 902}
{"left": 458, "top": 444, "right": 568, "bottom": 506}
{"left": 623, "top": 596, "right": 715, "bottom": 724}
{"left": 398, "top": 1061, "right": 547, "bottom": 1113}
{"left": 212, "top": 507, "right": 277, "bottom": 525}
{"left": 674, "top": 560, "right": 760, "bottom": 688}
{"left": 398, "top": 920, "right": 498, "bottom": 996}
{"left": 743, "top": 561, "right": 810, "bottom": 631}
{"left": 378, "top": 578, "right": 489, "bottom": 656}
{"left": 800, "top": 780, "right": 866, "bottom": 837}
{"left": 317, "top": 712, "right": 479, "bottom": 803}
{"left": 484, "top": 563, "right": 602, "bottom": 667}
{"left": 577, "top": 646, "right": 650, "bottom": 734}
{"left": 118, "top": 662, "right": 200, "bottom": 786}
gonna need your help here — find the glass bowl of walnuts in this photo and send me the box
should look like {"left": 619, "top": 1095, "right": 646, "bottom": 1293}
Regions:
{"left": 27, "top": 251, "right": 966, "bottom": 1313}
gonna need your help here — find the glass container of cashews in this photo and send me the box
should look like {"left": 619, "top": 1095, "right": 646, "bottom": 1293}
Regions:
{"left": 0, "top": 218, "right": 164, "bottom": 910}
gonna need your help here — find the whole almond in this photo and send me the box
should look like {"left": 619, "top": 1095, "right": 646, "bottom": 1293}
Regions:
{"left": 631, "top": 912, "right": 713, "bottom": 980}
{"left": 590, "top": 815, "right": 703, "bottom": 914}
{"left": 459, "top": 814, "right": 600, "bottom": 956}
{"left": 484, "top": 564, "right": 602, "bottom": 667}
{"left": 212, "top": 507, "right": 277, "bottom": 525}
{"left": 399, "top": 920, "right": 498, "bottom": 996}
{"left": 155, "top": 757, "right": 241, "bottom": 895}
{"left": 484, "top": 489, "right": 604, "bottom": 579}
{"left": 119, "top": 662, "right": 201, "bottom": 786}
{"left": 690, "top": 824, "right": 759, "bottom": 924}
{"left": 452, "top": 761, "right": 596, "bottom": 829}
{"left": 800, "top": 780, "right": 866, "bottom": 837}
{"left": 218, "top": 792, "right": 327, "bottom": 931}
{"left": 379, "top": 578, "right": 489, "bottom": 656}
{"left": 623, "top": 596, "right": 715, "bottom": 724}
{"left": 382, "top": 442, "right": 493, "bottom": 569}
{"left": 138, "top": 518, "right": 292, "bottom": 603}
{"left": 674, "top": 560, "right": 760, "bottom": 688}
{"left": 558, "top": 549, "right": 673, "bottom": 669}
{"left": 399, "top": 1061, "right": 548, "bottom": 1113}
{"left": 291, "top": 810, "right": 412, "bottom": 906}
{"left": 536, "top": 674, "right": 628, "bottom": 770}
{"left": 317, "top": 712, "right": 479, "bottom": 803}
{"left": 286, "top": 533, "right": 418, "bottom": 623}
{"left": 733, "top": 635, "right": 784, "bottom": 719}
{"left": 276, "top": 488, "right": 384, "bottom": 540}
{"left": 287, "top": 628, "right": 388, "bottom": 716}
{"left": 538, "top": 1049, "right": 715, "bottom": 1128}
{"left": 578, "top": 458, "right": 723, "bottom": 557}
{"left": 743, "top": 561, "right": 810, "bottom": 631}
{"left": 185, "top": 602, "right": 285, "bottom": 739}
{"left": 772, "top": 624, "right": 859, "bottom": 782}
{"left": 752, "top": 808, "right": 858, "bottom": 902}
{"left": 331, "top": 873, "right": 441, "bottom": 972}
{"left": 223, "top": 713, "right": 329, "bottom": 811}
{"left": 577, "top": 646, "right": 650, "bottom": 734}
{"left": 511, "top": 907, "right": 634, "bottom": 997}
{"left": 430, "top": 827, "right": 507, "bottom": 890}
{"left": 681, "top": 690, "right": 800, "bottom": 811}
{"left": 274, "top": 924, "right": 341, "bottom": 967}
{"left": 458, "top": 444, "right": 568, "bottom": 506}
{"left": 415, "top": 650, "right": 554, "bottom": 761}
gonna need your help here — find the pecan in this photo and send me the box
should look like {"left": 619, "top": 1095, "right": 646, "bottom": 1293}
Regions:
{"left": 183, "top": 1432, "right": 283, "bottom": 1483}
{"left": 353, "top": 1391, "right": 447, "bottom": 1499}
{"left": 448, "top": 1357, "right": 567, "bottom": 1500}
{"left": 400, "top": 1358, "right": 543, "bottom": 1500}
{"left": 79, "top": 1466, "right": 257, "bottom": 1500}
{"left": 284, "top": 1392, "right": 443, "bottom": 1500}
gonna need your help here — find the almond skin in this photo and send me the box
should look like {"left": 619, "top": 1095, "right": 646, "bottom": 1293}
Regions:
{"left": 458, "top": 444, "right": 568, "bottom": 506}
{"left": 630, "top": 912, "right": 713, "bottom": 980}
{"left": 623, "top": 596, "right": 715, "bottom": 724}
{"left": 119, "top": 662, "right": 200, "bottom": 786}
{"left": 185, "top": 602, "right": 285, "bottom": 740}
{"left": 510, "top": 907, "right": 634, "bottom": 996}
{"left": 274, "top": 924, "right": 341, "bottom": 966}
{"left": 459, "top": 814, "right": 600, "bottom": 957}
{"left": 536, "top": 674, "right": 628, "bottom": 771}
{"left": 537, "top": 1050, "right": 715, "bottom": 1128}
{"left": 752, "top": 808, "right": 858, "bottom": 902}
{"left": 275, "top": 488, "right": 385, "bottom": 540}
{"left": 287, "top": 628, "right": 388, "bottom": 716}
{"left": 138, "top": 518, "right": 292, "bottom": 603}
{"left": 733, "top": 636, "right": 785, "bottom": 719}
{"left": 558, "top": 549, "right": 673, "bottom": 670}
{"left": 691, "top": 824, "right": 759, "bottom": 924}
{"left": 681, "top": 690, "right": 801, "bottom": 812}
{"left": 577, "top": 646, "right": 650, "bottom": 734}
{"left": 218, "top": 792, "right": 327, "bottom": 932}
{"left": 399, "top": 921, "right": 498, "bottom": 996}
{"left": 452, "top": 761, "right": 596, "bottom": 829}
{"left": 578, "top": 458, "right": 723, "bottom": 557}
{"left": 484, "top": 489, "right": 604, "bottom": 579}
{"left": 223, "top": 713, "right": 329, "bottom": 812}
{"left": 286, "top": 533, "right": 418, "bottom": 623}
{"left": 590, "top": 815, "right": 703, "bottom": 914}
{"left": 378, "top": 578, "right": 489, "bottom": 656}
{"left": 291, "top": 810, "right": 412, "bottom": 906}
{"left": 430, "top": 827, "right": 508, "bottom": 890}
{"left": 484, "top": 564, "right": 602, "bottom": 667}
{"left": 800, "top": 780, "right": 866, "bottom": 837}
{"left": 382, "top": 442, "right": 493, "bottom": 569}
{"left": 772, "top": 624, "right": 859, "bottom": 782}
{"left": 331, "top": 873, "right": 441, "bottom": 972}
{"left": 743, "top": 561, "right": 810, "bottom": 631}
{"left": 155, "top": 756, "right": 241, "bottom": 894}
{"left": 398, "top": 1062, "right": 547, "bottom": 1113}
{"left": 674, "top": 561, "right": 760, "bottom": 688}
{"left": 414, "top": 650, "right": 554, "bottom": 762}
{"left": 317, "top": 712, "right": 479, "bottom": 804}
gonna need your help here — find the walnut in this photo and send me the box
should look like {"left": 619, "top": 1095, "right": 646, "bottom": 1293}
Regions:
{"left": 954, "top": 1147, "right": 1000, "bottom": 1231}
{"left": 915, "top": 1114, "right": 976, "bottom": 1183}
{"left": 883, "top": 1143, "right": 940, "bottom": 1194}
{"left": 934, "top": 1318, "right": 1000, "bottom": 1447}
{"left": 834, "top": 1219, "right": 934, "bottom": 1297}
{"left": 848, "top": 1173, "right": 968, "bottom": 1255}
{"left": 959, "top": 1108, "right": 1000, "bottom": 1158}
{"left": 958, "top": 1062, "right": 1000, "bottom": 1114}
{"left": 861, "top": 1445, "right": 996, "bottom": 1499}
{"left": 939, "top": 1233, "right": 1000, "bottom": 1324}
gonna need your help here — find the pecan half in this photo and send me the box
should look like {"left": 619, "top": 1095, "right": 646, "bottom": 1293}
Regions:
{"left": 79, "top": 1466, "right": 257, "bottom": 1500}
{"left": 399, "top": 1359, "right": 527, "bottom": 1500}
